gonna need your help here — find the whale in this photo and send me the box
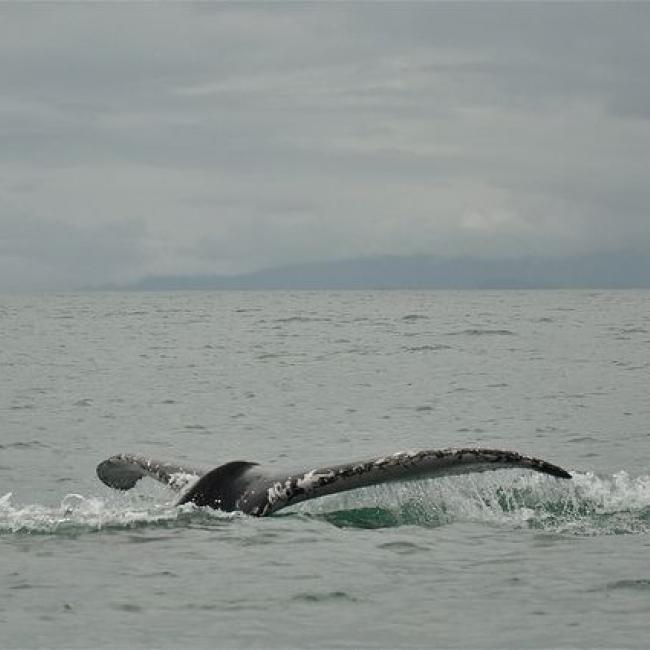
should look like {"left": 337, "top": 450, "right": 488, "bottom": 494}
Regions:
{"left": 96, "top": 447, "right": 571, "bottom": 516}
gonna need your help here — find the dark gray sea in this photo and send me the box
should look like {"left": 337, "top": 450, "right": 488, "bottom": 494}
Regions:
{"left": 1, "top": 290, "right": 649, "bottom": 649}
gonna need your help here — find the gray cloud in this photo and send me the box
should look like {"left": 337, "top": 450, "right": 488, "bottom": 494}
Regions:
{"left": 0, "top": 3, "right": 649, "bottom": 289}
{"left": 0, "top": 210, "right": 146, "bottom": 290}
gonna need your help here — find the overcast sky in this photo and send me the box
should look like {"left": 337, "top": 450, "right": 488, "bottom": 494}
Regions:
{"left": 1, "top": 2, "right": 649, "bottom": 290}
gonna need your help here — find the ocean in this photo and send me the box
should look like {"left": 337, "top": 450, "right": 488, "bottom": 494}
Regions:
{"left": 1, "top": 290, "right": 649, "bottom": 648}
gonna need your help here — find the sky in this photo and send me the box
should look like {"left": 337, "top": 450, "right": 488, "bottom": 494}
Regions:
{"left": 1, "top": 2, "right": 649, "bottom": 290}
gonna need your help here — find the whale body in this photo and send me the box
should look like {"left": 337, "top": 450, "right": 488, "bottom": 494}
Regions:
{"left": 96, "top": 447, "right": 571, "bottom": 517}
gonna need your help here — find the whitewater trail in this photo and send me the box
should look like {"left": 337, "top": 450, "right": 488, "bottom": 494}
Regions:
{"left": 2, "top": 471, "right": 649, "bottom": 535}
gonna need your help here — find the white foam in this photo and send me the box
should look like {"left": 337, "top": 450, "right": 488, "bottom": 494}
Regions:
{"left": 571, "top": 470, "right": 650, "bottom": 512}
{"left": 168, "top": 471, "right": 201, "bottom": 491}
{"left": 0, "top": 491, "right": 234, "bottom": 534}
{"left": 2, "top": 470, "right": 649, "bottom": 535}
{"left": 288, "top": 470, "right": 650, "bottom": 535}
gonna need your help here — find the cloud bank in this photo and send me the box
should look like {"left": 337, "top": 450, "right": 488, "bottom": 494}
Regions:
{"left": 1, "top": 3, "right": 649, "bottom": 289}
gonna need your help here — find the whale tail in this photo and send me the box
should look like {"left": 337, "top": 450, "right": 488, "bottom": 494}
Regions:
{"left": 96, "top": 454, "right": 206, "bottom": 492}
{"left": 96, "top": 447, "right": 572, "bottom": 517}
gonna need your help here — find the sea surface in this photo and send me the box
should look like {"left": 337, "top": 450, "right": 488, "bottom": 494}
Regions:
{"left": 1, "top": 290, "right": 649, "bottom": 649}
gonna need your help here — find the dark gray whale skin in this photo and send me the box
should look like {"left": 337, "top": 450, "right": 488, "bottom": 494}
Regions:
{"left": 97, "top": 448, "right": 571, "bottom": 517}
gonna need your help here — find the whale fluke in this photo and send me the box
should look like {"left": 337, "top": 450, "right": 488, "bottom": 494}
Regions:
{"left": 96, "top": 454, "right": 205, "bottom": 492}
{"left": 97, "top": 448, "right": 571, "bottom": 517}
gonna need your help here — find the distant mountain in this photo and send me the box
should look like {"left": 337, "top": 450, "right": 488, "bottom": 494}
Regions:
{"left": 102, "top": 252, "right": 650, "bottom": 291}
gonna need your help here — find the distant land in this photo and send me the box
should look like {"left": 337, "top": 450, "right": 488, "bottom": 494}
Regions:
{"left": 97, "top": 252, "right": 650, "bottom": 291}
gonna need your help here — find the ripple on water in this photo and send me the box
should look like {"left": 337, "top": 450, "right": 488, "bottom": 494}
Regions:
{"left": 291, "top": 591, "right": 358, "bottom": 603}
{"left": 377, "top": 540, "right": 431, "bottom": 555}
{"left": 274, "top": 316, "right": 331, "bottom": 323}
{"left": 111, "top": 603, "right": 143, "bottom": 613}
{"left": 402, "top": 344, "right": 452, "bottom": 352}
{"left": 604, "top": 578, "right": 650, "bottom": 591}
{"left": 0, "top": 440, "right": 50, "bottom": 450}
{"left": 447, "top": 328, "right": 515, "bottom": 336}
{"left": 619, "top": 327, "right": 648, "bottom": 334}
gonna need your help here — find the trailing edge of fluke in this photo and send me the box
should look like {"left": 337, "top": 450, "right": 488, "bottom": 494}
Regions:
{"left": 96, "top": 447, "right": 572, "bottom": 517}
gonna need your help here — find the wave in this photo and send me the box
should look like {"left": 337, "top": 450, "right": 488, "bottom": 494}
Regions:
{"left": 1, "top": 471, "right": 649, "bottom": 536}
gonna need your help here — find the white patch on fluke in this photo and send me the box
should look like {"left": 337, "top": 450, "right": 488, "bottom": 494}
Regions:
{"left": 265, "top": 469, "right": 336, "bottom": 508}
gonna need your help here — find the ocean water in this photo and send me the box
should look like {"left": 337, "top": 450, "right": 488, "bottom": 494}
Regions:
{"left": 1, "top": 290, "right": 649, "bottom": 649}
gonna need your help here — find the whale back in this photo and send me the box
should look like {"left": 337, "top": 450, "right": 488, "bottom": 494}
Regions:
{"left": 176, "top": 461, "right": 259, "bottom": 511}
